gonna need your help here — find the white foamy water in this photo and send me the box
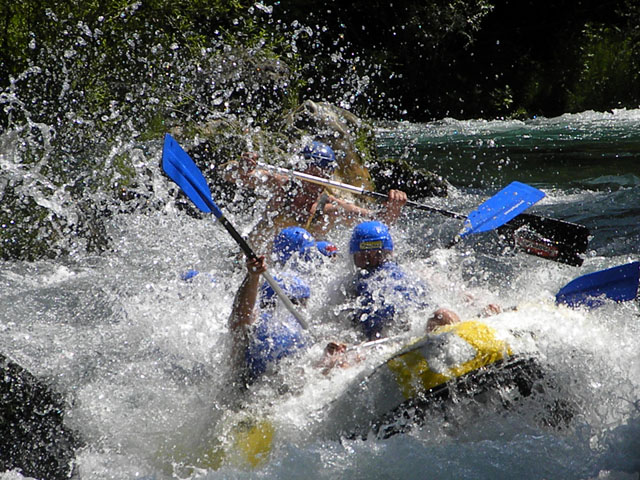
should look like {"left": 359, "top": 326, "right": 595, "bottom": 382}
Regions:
{"left": 1, "top": 112, "right": 639, "bottom": 479}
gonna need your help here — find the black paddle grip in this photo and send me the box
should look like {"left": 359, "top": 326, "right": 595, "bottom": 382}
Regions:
{"left": 218, "top": 216, "right": 258, "bottom": 260}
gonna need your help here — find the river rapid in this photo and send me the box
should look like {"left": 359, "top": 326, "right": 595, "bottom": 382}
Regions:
{"left": 1, "top": 110, "right": 640, "bottom": 479}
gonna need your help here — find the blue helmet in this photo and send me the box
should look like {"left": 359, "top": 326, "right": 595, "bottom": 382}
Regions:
{"left": 316, "top": 240, "right": 338, "bottom": 257}
{"left": 302, "top": 141, "right": 337, "bottom": 171}
{"left": 260, "top": 273, "right": 311, "bottom": 304}
{"left": 273, "top": 227, "right": 316, "bottom": 265}
{"left": 349, "top": 221, "right": 394, "bottom": 254}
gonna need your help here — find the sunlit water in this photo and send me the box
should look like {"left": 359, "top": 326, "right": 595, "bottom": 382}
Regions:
{"left": 1, "top": 111, "right": 640, "bottom": 479}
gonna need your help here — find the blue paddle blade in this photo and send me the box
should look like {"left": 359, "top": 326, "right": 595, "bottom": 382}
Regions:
{"left": 460, "top": 181, "right": 546, "bottom": 237}
{"left": 162, "top": 134, "right": 223, "bottom": 218}
{"left": 556, "top": 261, "right": 640, "bottom": 308}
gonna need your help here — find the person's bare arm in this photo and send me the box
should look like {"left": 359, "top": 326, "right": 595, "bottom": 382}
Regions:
{"left": 380, "top": 189, "right": 408, "bottom": 224}
{"left": 223, "top": 152, "right": 290, "bottom": 191}
{"left": 319, "top": 189, "right": 408, "bottom": 226}
{"left": 229, "top": 256, "right": 266, "bottom": 333}
{"left": 321, "top": 195, "right": 372, "bottom": 220}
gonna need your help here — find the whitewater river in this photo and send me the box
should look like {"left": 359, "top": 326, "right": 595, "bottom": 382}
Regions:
{"left": 1, "top": 110, "right": 639, "bottom": 479}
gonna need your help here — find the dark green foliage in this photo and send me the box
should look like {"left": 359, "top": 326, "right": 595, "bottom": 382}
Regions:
{"left": 2, "top": 0, "right": 639, "bottom": 124}
{"left": 568, "top": 24, "right": 640, "bottom": 111}
{"left": 0, "top": 1, "right": 298, "bottom": 261}
{"left": 0, "top": 0, "right": 294, "bottom": 133}
{"left": 0, "top": 189, "right": 62, "bottom": 261}
{"left": 269, "top": 0, "right": 495, "bottom": 119}
{"left": 434, "top": 0, "right": 640, "bottom": 118}
{"left": 258, "top": 0, "right": 640, "bottom": 119}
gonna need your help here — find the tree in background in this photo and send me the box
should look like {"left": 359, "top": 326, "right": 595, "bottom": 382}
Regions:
{"left": 0, "top": 0, "right": 296, "bottom": 133}
{"left": 1, "top": 0, "right": 639, "bottom": 126}
{"left": 270, "top": 0, "right": 640, "bottom": 119}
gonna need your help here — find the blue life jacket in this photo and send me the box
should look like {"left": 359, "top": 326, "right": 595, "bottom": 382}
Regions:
{"left": 353, "top": 261, "right": 430, "bottom": 340}
{"left": 245, "top": 311, "right": 307, "bottom": 382}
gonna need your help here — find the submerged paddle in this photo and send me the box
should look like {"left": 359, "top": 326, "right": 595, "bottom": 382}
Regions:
{"left": 555, "top": 261, "right": 640, "bottom": 308}
{"left": 256, "top": 163, "right": 589, "bottom": 266}
{"left": 162, "top": 134, "right": 309, "bottom": 329}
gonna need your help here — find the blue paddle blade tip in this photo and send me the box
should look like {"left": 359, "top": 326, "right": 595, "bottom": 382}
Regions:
{"left": 556, "top": 261, "right": 640, "bottom": 308}
{"left": 461, "top": 181, "right": 546, "bottom": 237}
{"left": 162, "top": 134, "right": 225, "bottom": 218}
{"left": 181, "top": 270, "right": 217, "bottom": 283}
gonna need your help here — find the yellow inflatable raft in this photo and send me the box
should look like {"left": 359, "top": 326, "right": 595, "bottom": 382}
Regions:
{"left": 321, "top": 320, "right": 543, "bottom": 439}
{"left": 164, "top": 320, "right": 544, "bottom": 472}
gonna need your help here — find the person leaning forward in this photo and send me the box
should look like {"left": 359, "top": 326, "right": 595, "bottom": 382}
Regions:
{"left": 223, "top": 141, "right": 408, "bottom": 251}
{"left": 346, "top": 221, "right": 502, "bottom": 339}
{"left": 347, "top": 220, "right": 461, "bottom": 340}
{"left": 229, "top": 253, "right": 357, "bottom": 384}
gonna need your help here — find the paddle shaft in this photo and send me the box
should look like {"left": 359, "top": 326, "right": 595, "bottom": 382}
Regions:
{"left": 210, "top": 216, "right": 309, "bottom": 327}
{"left": 193, "top": 185, "right": 309, "bottom": 330}
{"left": 258, "top": 163, "right": 466, "bottom": 220}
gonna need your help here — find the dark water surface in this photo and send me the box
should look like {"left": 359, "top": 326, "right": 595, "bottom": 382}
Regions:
{"left": 377, "top": 110, "right": 640, "bottom": 259}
